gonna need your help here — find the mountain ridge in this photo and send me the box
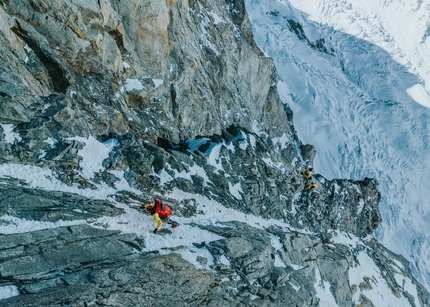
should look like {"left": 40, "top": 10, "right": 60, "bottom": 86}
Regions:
{"left": 0, "top": 0, "right": 429, "bottom": 306}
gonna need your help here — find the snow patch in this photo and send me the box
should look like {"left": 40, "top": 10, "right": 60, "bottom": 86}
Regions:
{"left": 357, "top": 199, "right": 365, "bottom": 215}
{"left": 274, "top": 254, "right": 287, "bottom": 268}
{"left": 407, "top": 84, "right": 430, "bottom": 108}
{"left": 314, "top": 266, "right": 340, "bottom": 307}
{"left": 289, "top": 281, "right": 301, "bottom": 291}
{"left": 24, "top": 44, "right": 32, "bottom": 53}
{"left": 250, "top": 120, "right": 268, "bottom": 138}
{"left": 125, "top": 78, "right": 143, "bottom": 91}
{"left": 152, "top": 78, "right": 164, "bottom": 89}
{"left": 199, "top": 12, "right": 221, "bottom": 56}
{"left": 272, "top": 133, "right": 292, "bottom": 151}
{"left": 0, "top": 285, "right": 19, "bottom": 301}
{"left": 248, "top": 134, "right": 257, "bottom": 149}
{"left": 330, "top": 231, "right": 361, "bottom": 248}
{"left": 70, "top": 136, "right": 118, "bottom": 179}
{"left": 209, "top": 11, "right": 224, "bottom": 24}
{"left": 349, "top": 252, "right": 414, "bottom": 306}
{"left": 206, "top": 143, "right": 224, "bottom": 172}
{"left": 0, "top": 215, "right": 86, "bottom": 235}
{"left": 238, "top": 140, "right": 248, "bottom": 150}
{"left": 270, "top": 234, "right": 287, "bottom": 268}
{"left": 0, "top": 163, "right": 138, "bottom": 201}
{"left": 237, "top": 131, "right": 249, "bottom": 150}
{"left": 1, "top": 124, "right": 22, "bottom": 144}
{"left": 270, "top": 234, "right": 283, "bottom": 250}
{"left": 219, "top": 255, "right": 231, "bottom": 266}
{"left": 262, "top": 157, "right": 285, "bottom": 173}
{"left": 228, "top": 182, "right": 243, "bottom": 200}
{"left": 156, "top": 167, "right": 175, "bottom": 187}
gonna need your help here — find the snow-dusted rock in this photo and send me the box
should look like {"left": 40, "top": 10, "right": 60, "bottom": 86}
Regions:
{"left": 0, "top": 0, "right": 428, "bottom": 306}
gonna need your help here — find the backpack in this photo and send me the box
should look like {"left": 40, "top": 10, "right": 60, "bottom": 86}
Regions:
{"left": 157, "top": 202, "right": 171, "bottom": 218}
{"left": 154, "top": 199, "right": 171, "bottom": 218}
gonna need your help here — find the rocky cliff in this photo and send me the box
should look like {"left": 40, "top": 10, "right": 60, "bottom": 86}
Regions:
{"left": 0, "top": 0, "right": 428, "bottom": 306}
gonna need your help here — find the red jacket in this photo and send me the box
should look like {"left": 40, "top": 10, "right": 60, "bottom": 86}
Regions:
{"left": 153, "top": 199, "right": 171, "bottom": 218}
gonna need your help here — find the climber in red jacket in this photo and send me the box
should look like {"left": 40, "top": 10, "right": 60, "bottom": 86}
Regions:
{"left": 144, "top": 199, "right": 179, "bottom": 233}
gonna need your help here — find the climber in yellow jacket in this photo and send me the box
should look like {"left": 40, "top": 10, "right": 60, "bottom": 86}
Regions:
{"left": 301, "top": 167, "right": 313, "bottom": 179}
{"left": 306, "top": 182, "right": 316, "bottom": 190}
{"left": 144, "top": 203, "right": 163, "bottom": 230}
{"left": 143, "top": 199, "right": 179, "bottom": 233}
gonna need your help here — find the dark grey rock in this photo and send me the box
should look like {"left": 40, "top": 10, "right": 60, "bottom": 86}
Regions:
{"left": 299, "top": 144, "right": 316, "bottom": 165}
{"left": 197, "top": 256, "right": 208, "bottom": 265}
{"left": 0, "top": 184, "right": 124, "bottom": 222}
{"left": 0, "top": 254, "right": 218, "bottom": 307}
{"left": 203, "top": 222, "right": 274, "bottom": 280}
{"left": 0, "top": 224, "right": 144, "bottom": 283}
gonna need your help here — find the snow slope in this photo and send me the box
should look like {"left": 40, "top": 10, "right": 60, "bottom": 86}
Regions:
{"left": 245, "top": 0, "right": 430, "bottom": 289}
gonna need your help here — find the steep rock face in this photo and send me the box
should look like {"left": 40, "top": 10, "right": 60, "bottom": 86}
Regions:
{"left": 139, "top": 128, "right": 381, "bottom": 237}
{"left": 0, "top": 0, "right": 304, "bottom": 193}
{"left": 0, "top": 0, "right": 291, "bottom": 144}
{"left": 0, "top": 0, "right": 429, "bottom": 306}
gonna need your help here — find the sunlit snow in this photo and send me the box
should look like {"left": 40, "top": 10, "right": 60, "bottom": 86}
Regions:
{"left": 0, "top": 286, "right": 19, "bottom": 300}
{"left": 0, "top": 124, "right": 22, "bottom": 144}
{"left": 152, "top": 78, "right": 164, "bottom": 89}
{"left": 125, "top": 78, "right": 143, "bottom": 91}
{"left": 70, "top": 136, "right": 118, "bottom": 180}
{"left": 270, "top": 234, "right": 287, "bottom": 268}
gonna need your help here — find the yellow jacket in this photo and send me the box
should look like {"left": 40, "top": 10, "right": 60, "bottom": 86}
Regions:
{"left": 306, "top": 182, "right": 316, "bottom": 190}
{"left": 145, "top": 204, "right": 163, "bottom": 229}
{"left": 301, "top": 169, "right": 312, "bottom": 179}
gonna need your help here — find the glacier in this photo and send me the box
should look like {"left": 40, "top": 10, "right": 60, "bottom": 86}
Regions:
{"left": 245, "top": 0, "right": 430, "bottom": 290}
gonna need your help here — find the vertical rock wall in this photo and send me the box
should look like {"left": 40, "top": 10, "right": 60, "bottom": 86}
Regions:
{"left": 1, "top": 0, "right": 293, "bottom": 144}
